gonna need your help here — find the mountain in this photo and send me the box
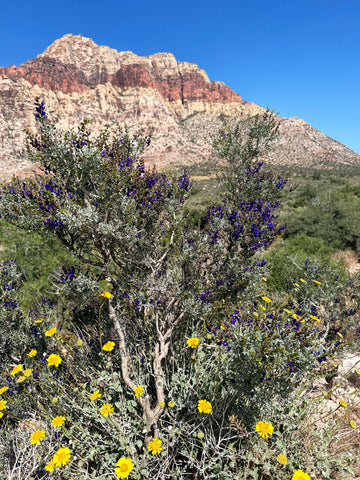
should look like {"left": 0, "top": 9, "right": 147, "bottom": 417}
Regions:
{"left": 0, "top": 33, "right": 359, "bottom": 178}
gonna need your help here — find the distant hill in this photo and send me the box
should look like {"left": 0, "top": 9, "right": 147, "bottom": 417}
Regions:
{"left": 1, "top": 33, "right": 359, "bottom": 178}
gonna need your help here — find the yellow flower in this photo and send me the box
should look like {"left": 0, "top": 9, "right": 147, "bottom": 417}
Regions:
{"left": 53, "top": 447, "right": 71, "bottom": 467}
{"left": 284, "top": 308, "right": 291, "bottom": 314}
{"left": 260, "top": 305, "right": 266, "bottom": 311}
{"left": 35, "top": 318, "right": 44, "bottom": 323}
{"left": 11, "top": 364, "right": 23, "bottom": 376}
{"left": 168, "top": 400, "right": 175, "bottom": 408}
{"left": 147, "top": 438, "right": 163, "bottom": 454}
{"left": 186, "top": 337, "right": 199, "bottom": 348}
{"left": 77, "top": 339, "right": 83, "bottom": 346}
{"left": 30, "top": 429, "right": 45, "bottom": 444}
{"left": 262, "top": 277, "right": 267, "bottom": 282}
{"left": 134, "top": 385, "right": 145, "bottom": 397}
{"left": 102, "top": 341, "right": 115, "bottom": 352}
{"left": 89, "top": 390, "right": 102, "bottom": 401}
{"left": 0, "top": 412, "right": 4, "bottom": 419}
{"left": 0, "top": 386, "right": 9, "bottom": 395}
{"left": 159, "top": 401, "right": 165, "bottom": 407}
{"left": 17, "top": 376, "right": 26, "bottom": 383}
{"left": 292, "top": 313, "right": 300, "bottom": 320}
{"left": 100, "top": 403, "right": 114, "bottom": 417}
{"left": 292, "top": 470, "right": 311, "bottom": 480}
{"left": 47, "top": 354, "right": 62, "bottom": 367}
{"left": 115, "top": 457, "right": 134, "bottom": 479}
{"left": 277, "top": 454, "right": 288, "bottom": 465}
{"left": 98, "top": 291, "right": 111, "bottom": 298}
{"left": 300, "top": 278, "right": 306, "bottom": 283}
{"left": 256, "top": 421, "right": 274, "bottom": 438}
{"left": 45, "top": 327, "right": 57, "bottom": 337}
{"left": 27, "top": 349, "right": 37, "bottom": 357}
{"left": 23, "top": 368, "right": 33, "bottom": 377}
{"left": 312, "top": 279, "right": 321, "bottom": 285}
{"left": 0, "top": 400, "right": 7, "bottom": 410}
{"left": 355, "top": 369, "right": 360, "bottom": 375}
{"left": 310, "top": 315, "right": 320, "bottom": 322}
{"left": 339, "top": 399, "right": 348, "bottom": 408}
{"left": 45, "top": 459, "right": 55, "bottom": 472}
{"left": 295, "top": 283, "right": 300, "bottom": 287}
{"left": 337, "top": 332, "right": 343, "bottom": 339}
{"left": 350, "top": 420, "right": 357, "bottom": 429}
{"left": 262, "top": 296, "right": 271, "bottom": 303}
{"left": 198, "top": 399, "right": 212, "bottom": 414}
{"left": 52, "top": 416, "right": 65, "bottom": 427}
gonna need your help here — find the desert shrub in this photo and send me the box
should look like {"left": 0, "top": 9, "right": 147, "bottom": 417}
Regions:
{"left": 0, "top": 220, "right": 73, "bottom": 308}
{"left": 284, "top": 181, "right": 360, "bottom": 250}
{"left": 0, "top": 101, "right": 359, "bottom": 479}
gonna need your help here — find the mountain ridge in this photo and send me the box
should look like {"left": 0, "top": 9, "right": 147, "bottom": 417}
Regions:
{"left": 0, "top": 34, "right": 359, "bottom": 178}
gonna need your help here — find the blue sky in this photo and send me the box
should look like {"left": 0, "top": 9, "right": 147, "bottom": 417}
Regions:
{"left": 1, "top": 0, "right": 359, "bottom": 153}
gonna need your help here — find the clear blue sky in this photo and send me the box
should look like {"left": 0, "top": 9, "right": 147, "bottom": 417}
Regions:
{"left": 1, "top": 0, "right": 359, "bottom": 153}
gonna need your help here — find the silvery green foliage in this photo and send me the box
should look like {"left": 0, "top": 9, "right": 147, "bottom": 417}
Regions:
{"left": 0, "top": 100, "right": 355, "bottom": 479}
{"left": 0, "top": 259, "right": 30, "bottom": 364}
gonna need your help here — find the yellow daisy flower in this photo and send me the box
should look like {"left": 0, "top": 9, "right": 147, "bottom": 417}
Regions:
{"left": 51, "top": 416, "right": 65, "bottom": 427}
{"left": 0, "top": 400, "right": 7, "bottom": 410}
{"left": 89, "top": 390, "right": 102, "bottom": 401}
{"left": 17, "top": 376, "right": 26, "bottom": 383}
{"left": 277, "top": 454, "right": 288, "bottom": 465}
{"left": 255, "top": 421, "right": 274, "bottom": 438}
{"left": 0, "top": 386, "right": 9, "bottom": 395}
{"left": 292, "top": 470, "right": 311, "bottom": 480}
{"left": 312, "top": 279, "right": 321, "bottom": 285}
{"left": 102, "top": 341, "right": 115, "bottom": 352}
{"left": 114, "top": 457, "right": 134, "bottom": 479}
{"left": 350, "top": 420, "right": 357, "bottom": 429}
{"left": 310, "top": 315, "right": 320, "bottom": 322}
{"left": 98, "top": 291, "right": 111, "bottom": 298}
{"left": 47, "top": 354, "right": 62, "bottom": 367}
{"left": 35, "top": 318, "right": 44, "bottom": 323}
{"left": 11, "top": 364, "right": 23, "bottom": 376}
{"left": 100, "top": 403, "right": 114, "bottom": 417}
{"left": 262, "top": 296, "right": 271, "bottom": 303}
{"left": 339, "top": 399, "right": 348, "bottom": 408}
{"left": 147, "top": 438, "right": 163, "bottom": 455}
{"left": 186, "top": 337, "right": 199, "bottom": 348}
{"left": 23, "top": 368, "right": 33, "bottom": 377}
{"left": 30, "top": 429, "right": 45, "bottom": 444}
{"left": 45, "top": 459, "right": 55, "bottom": 472}
{"left": 168, "top": 400, "right": 175, "bottom": 408}
{"left": 198, "top": 399, "right": 212, "bottom": 414}
{"left": 134, "top": 385, "right": 145, "bottom": 397}
{"left": 45, "top": 327, "right": 57, "bottom": 337}
{"left": 53, "top": 447, "right": 71, "bottom": 467}
{"left": 27, "top": 349, "right": 37, "bottom": 357}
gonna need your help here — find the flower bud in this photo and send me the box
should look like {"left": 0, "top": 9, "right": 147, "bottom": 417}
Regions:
{"left": 197, "top": 431, "right": 204, "bottom": 440}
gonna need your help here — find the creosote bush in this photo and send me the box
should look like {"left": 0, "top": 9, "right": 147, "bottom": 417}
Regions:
{"left": 0, "top": 99, "right": 359, "bottom": 479}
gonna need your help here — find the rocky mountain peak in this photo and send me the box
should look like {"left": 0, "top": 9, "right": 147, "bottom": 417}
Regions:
{"left": 0, "top": 34, "right": 359, "bottom": 179}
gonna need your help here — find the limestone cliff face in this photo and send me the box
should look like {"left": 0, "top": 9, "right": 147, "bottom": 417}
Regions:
{"left": 0, "top": 33, "right": 359, "bottom": 178}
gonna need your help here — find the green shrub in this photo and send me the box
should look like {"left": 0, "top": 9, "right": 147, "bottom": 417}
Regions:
{"left": 0, "top": 102, "right": 359, "bottom": 479}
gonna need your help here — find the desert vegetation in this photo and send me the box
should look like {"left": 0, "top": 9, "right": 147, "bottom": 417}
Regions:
{"left": 0, "top": 100, "right": 360, "bottom": 479}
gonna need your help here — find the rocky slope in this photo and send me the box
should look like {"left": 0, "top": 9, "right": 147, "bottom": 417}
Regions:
{"left": 0, "top": 34, "right": 359, "bottom": 178}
